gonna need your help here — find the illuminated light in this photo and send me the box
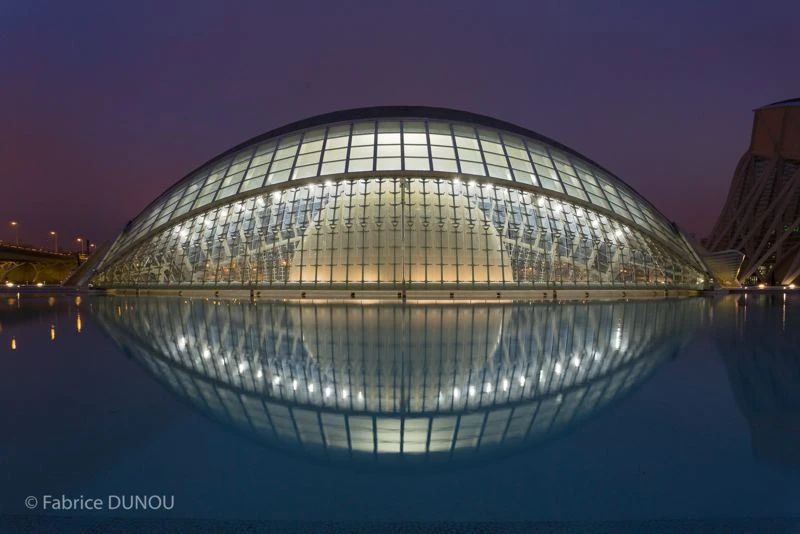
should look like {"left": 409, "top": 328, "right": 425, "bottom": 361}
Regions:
{"left": 76, "top": 313, "right": 82, "bottom": 333}
{"left": 468, "top": 385, "right": 476, "bottom": 397}
{"left": 453, "top": 387, "right": 461, "bottom": 399}
{"left": 308, "top": 383, "right": 315, "bottom": 393}
{"left": 438, "top": 390, "right": 445, "bottom": 402}
{"left": 484, "top": 382, "right": 492, "bottom": 393}
{"left": 789, "top": 284, "right": 796, "bottom": 289}
{"left": 177, "top": 336, "right": 186, "bottom": 350}
{"left": 4, "top": 282, "right": 13, "bottom": 288}
{"left": 10, "top": 337, "right": 16, "bottom": 350}
{"left": 357, "top": 391, "right": 364, "bottom": 401}
{"left": 758, "top": 284, "right": 766, "bottom": 289}
{"left": 539, "top": 370, "right": 545, "bottom": 382}
{"left": 555, "top": 362, "right": 563, "bottom": 375}
{"left": 502, "top": 378, "right": 509, "bottom": 392}
{"left": 468, "top": 180, "right": 477, "bottom": 187}
{"left": 325, "top": 180, "right": 333, "bottom": 188}
{"left": 571, "top": 356, "right": 581, "bottom": 367}
{"left": 272, "top": 376, "right": 281, "bottom": 386}
{"left": 256, "top": 369, "right": 263, "bottom": 379}
{"left": 519, "top": 376, "right": 526, "bottom": 386}
{"left": 341, "top": 388, "right": 349, "bottom": 399}
{"left": 202, "top": 348, "right": 210, "bottom": 359}
{"left": 324, "top": 386, "right": 332, "bottom": 398}
{"left": 36, "top": 282, "right": 43, "bottom": 288}
{"left": 237, "top": 361, "right": 248, "bottom": 373}
{"left": 50, "top": 324, "right": 55, "bottom": 341}
{"left": 292, "top": 379, "right": 298, "bottom": 391}
{"left": 594, "top": 351, "right": 601, "bottom": 361}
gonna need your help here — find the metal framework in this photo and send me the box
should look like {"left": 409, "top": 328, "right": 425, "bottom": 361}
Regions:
{"left": 90, "top": 107, "right": 707, "bottom": 291}
{"left": 707, "top": 99, "right": 800, "bottom": 285}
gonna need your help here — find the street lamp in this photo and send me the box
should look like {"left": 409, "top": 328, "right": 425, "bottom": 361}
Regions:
{"left": 76, "top": 237, "right": 86, "bottom": 253}
{"left": 49, "top": 231, "right": 58, "bottom": 253}
{"left": 9, "top": 221, "right": 19, "bottom": 245}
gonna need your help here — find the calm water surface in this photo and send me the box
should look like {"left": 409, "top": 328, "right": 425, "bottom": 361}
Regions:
{"left": 1, "top": 293, "right": 799, "bottom": 530}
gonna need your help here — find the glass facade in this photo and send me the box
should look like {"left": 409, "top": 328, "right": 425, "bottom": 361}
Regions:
{"left": 92, "top": 110, "right": 707, "bottom": 289}
{"left": 94, "top": 297, "right": 706, "bottom": 466}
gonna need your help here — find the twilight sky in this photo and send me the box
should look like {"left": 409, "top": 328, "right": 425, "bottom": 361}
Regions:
{"left": 1, "top": 0, "right": 799, "bottom": 250}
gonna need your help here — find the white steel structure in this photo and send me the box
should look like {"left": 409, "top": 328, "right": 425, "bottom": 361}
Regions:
{"left": 708, "top": 98, "right": 800, "bottom": 285}
{"left": 90, "top": 107, "right": 707, "bottom": 290}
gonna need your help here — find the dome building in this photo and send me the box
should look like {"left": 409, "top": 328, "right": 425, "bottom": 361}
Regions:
{"left": 89, "top": 107, "right": 707, "bottom": 293}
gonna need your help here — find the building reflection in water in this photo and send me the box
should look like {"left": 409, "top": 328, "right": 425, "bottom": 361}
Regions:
{"left": 93, "top": 297, "right": 705, "bottom": 469}
{"left": 715, "top": 293, "right": 800, "bottom": 469}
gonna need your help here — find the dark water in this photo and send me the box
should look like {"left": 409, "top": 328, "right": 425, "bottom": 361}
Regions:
{"left": 1, "top": 293, "right": 800, "bottom": 532}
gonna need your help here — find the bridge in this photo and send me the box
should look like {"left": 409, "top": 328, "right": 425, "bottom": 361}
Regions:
{"left": 0, "top": 244, "right": 84, "bottom": 284}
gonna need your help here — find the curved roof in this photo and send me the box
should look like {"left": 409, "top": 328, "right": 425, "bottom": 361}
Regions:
{"left": 757, "top": 98, "right": 800, "bottom": 110}
{"left": 103, "top": 106, "right": 696, "bottom": 265}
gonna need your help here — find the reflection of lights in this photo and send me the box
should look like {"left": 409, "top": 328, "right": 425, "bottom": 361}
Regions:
{"left": 453, "top": 387, "right": 461, "bottom": 399}
{"left": 76, "top": 313, "right": 82, "bottom": 333}
{"left": 308, "top": 383, "right": 315, "bottom": 393}
{"left": 519, "top": 376, "right": 526, "bottom": 386}
{"left": 502, "top": 378, "right": 509, "bottom": 391}
{"left": 468, "top": 385, "right": 476, "bottom": 397}
{"left": 202, "top": 348, "right": 211, "bottom": 359}
{"left": 357, "top": 391, "right": 364, "bottom": 401}
{"left": 468, "top": 180, "right": 477, "bottom": 187}
{"left": 555, "top": 362, "right": 563, "bottom": 375}
{"left": 36, "top": 282, "right": 43, "bottom": 288}
{"left": 272, "top": 376, "right": 281, "bottom": 386}
{"left": 237, "top": 361, "right": 248, "bottom": 373}
{"left": 571, "top": 356, "right": 580, "bottom": 368}
{"left": 256, "top": 369, "right": 263, "bottom": 379}
{"left": 4, "top": 282, "right": 13, "bottom": 288}
{"left": 177, "top": 337, "right": 186, "bottom": 350}
{"left": 484, "top": 382, "right": 492, "bottom": 393}
{"left": 324, "top": 386, "right": 332, "bottom": 398}
{"left": 10, "top": 337, "right": 16, "bottom": 350}
{"left": 758, "top": 284, "right": 766, "bottom": 289}
{"left": 50, "top": 324, "right": 55, "bottom": 341}
{"left": 272, "top": 192, "right": 281, "bottom": 202}
{"left": 614, "top": 327, "right": 622, "bottom": 350}
{"left": 341, "top": 388, "right": 349, "bottom": 399}
{"left": 292, "top": 379, "right": 298, "bottom": 391}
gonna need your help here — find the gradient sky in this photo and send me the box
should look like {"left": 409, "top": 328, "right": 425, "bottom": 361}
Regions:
{"left": 2, "top": 0, "right": 799, "bottom": 250}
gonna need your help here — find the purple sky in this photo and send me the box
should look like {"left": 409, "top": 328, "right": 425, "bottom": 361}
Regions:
{"left": 2, "top": 1, "right": 799, "bottom": 250}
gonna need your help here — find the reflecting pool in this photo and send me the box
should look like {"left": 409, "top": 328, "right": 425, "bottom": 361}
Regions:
{"left": 2, "top": 294, "right": 800, "bottom": 530}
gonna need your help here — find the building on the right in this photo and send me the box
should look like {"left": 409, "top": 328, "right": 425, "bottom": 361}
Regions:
{"left": 707, "top": 98, "right": 800, "bottom": 286}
